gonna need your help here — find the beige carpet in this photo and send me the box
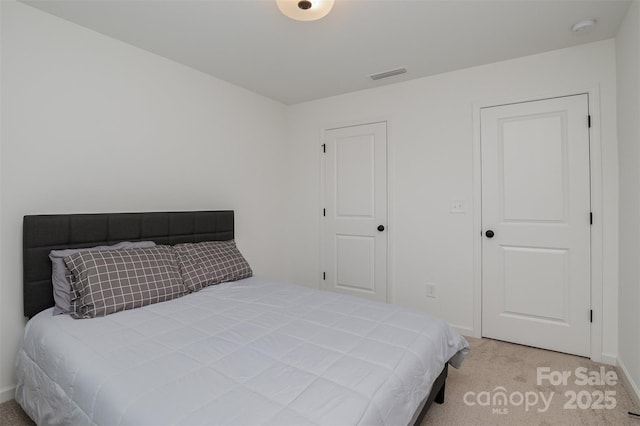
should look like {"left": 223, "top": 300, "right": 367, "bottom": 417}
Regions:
{"left": 1, "top": 337, "right": 638, "bottom": 425}
{"left": 0, "top": 399, "right": 33, "bottom": 426}
{"left": 423, "top": 337, "right": 640, "bottom": 425}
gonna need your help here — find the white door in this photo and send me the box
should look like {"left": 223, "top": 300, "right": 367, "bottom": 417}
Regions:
{"left": 481, "top": 95, "right": 591, "bottom": 357}
{"left": 323, "top": 122, "right": 387, "bottom": 302}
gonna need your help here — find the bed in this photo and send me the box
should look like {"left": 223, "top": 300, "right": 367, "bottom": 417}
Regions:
{"left": 16, "top": 210, "right": 469, "bottom": 425}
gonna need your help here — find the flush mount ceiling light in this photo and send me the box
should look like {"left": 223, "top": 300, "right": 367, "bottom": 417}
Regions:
{"left": 571, "top": 18, "right": 597, "bottom": 33}
{"left": 276, "top": 0, "right": 335, "bottom": 21}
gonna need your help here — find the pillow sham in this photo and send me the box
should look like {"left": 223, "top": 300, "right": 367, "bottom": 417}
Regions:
{"left": 49, "top": 241, "right": 156, "bottom": 315}
{"left": 174, "top": 240, "right": 252, "bottom": 292}
{"left": 65, "top": 245, "right": 186, "bottom": 319}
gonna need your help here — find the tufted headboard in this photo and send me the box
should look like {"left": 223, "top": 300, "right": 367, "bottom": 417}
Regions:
{"left": 22, "top": 210, "right": 234, "bottom": 318}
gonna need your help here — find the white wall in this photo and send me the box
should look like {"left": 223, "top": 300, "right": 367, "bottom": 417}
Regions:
{"left": 286, "top": 40, "right": 619, "bottom": 360}
{"left": 0, "top": 1, "right": 288, "bottom": 400}
{"left": 0, "top": 0, "right": 4, "bottom": 403}
{"left": 0, "top": 0, "right": 626, "bottom": 404}
{"left": 616, "top": 0, "right": 640, "bottom": 404}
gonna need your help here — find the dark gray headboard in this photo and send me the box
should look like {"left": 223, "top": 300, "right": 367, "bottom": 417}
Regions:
{"left": 23, "top": 210, "right": 234, "bottom": 318}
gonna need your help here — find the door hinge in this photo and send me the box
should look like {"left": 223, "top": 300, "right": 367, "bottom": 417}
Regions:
{"left": 588, "top": 115, "right": 591, "bottom": 128}
{"left": 323, "top": 272, "right": 326, "bottom": 280}
{"left": 321, "top": 143, "right": 326, "bottom": 153}
{"left": 590, "top": 310, "right": 593, "bottom": 323}
{"left": 323, "top": 208, "right": 326, "bottom": 217}
{"left": 590, "top": 212, "right": 593, "bottom": 225}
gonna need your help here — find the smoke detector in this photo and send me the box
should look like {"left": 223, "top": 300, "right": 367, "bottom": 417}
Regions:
{"left": 571, "top": 19, "right": 596, "bottom": 33}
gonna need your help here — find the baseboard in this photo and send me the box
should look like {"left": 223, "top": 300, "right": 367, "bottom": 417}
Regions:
{"left": 450, "top": 325, "right": 474, "bottom": 338}
{"left": 617, "top": 357, "right": 640, "bottom": 408}
{"left": 601, "top": 353, "right": 618, "bottom": 366}
{"left": 0, "top": 385, "right": 15, "bottom": 403}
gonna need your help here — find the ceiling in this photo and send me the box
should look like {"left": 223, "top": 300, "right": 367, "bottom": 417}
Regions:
{"left": 23, "top": 0, "right": 631, "bottom": 105}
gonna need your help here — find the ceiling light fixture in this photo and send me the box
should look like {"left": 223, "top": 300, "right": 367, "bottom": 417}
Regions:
{"left": 571, "top": 18, "right": 597, "bottom": 33}
{"left": 276, "top": 0, "right": 335, "bottom": 21}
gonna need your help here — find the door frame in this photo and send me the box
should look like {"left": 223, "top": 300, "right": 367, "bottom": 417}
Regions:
{"left": 472, "top": 87, "right": 604, "bottom": 362}
{"left": 319, "top": 118, "right": 393, "bottom": 303}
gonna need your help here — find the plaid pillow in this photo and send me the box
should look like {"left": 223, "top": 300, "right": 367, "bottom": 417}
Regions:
{"left": 174, "top": 240, "right": 252, "bottom": 292}
{"left": 65, "top": 246, "right": 187, "bottom": 319}
{"left": 49, "top": 241, "right": 157, "bottom": 315}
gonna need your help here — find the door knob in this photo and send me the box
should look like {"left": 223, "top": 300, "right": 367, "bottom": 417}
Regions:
{"left": 377, "top": 225, "right": 385, "bottom": 232}
{"left": 485, "top": 230, "right": 495, "bottom": 238}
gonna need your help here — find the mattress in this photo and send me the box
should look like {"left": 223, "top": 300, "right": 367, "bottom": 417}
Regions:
{"left": 16, "top": 276, "right": 469, "bottom": 426}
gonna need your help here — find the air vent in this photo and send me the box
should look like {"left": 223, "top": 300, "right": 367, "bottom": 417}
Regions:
{"left": 369, "top": 68, "right": 407, "bottom": 81}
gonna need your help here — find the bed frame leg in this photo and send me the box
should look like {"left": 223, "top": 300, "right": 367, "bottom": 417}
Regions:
{"left": 434, "top": 382, "right": 446, "bottom": 404}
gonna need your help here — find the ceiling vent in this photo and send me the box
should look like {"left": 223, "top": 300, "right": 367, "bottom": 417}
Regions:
{"left": 369, "top": 68, "right": 407, "bottom": 81}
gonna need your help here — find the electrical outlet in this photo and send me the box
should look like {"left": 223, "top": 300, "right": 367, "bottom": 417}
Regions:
{"left": 426, "top": 283, "right": 436, "bottom": 298}
{"left": 450, "top": 200, "right": 465, "bottom": 214}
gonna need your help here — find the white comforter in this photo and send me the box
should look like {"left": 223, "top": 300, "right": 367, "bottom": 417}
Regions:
{"left": 16, "top": 276, "right": 468, "bottom": 426}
